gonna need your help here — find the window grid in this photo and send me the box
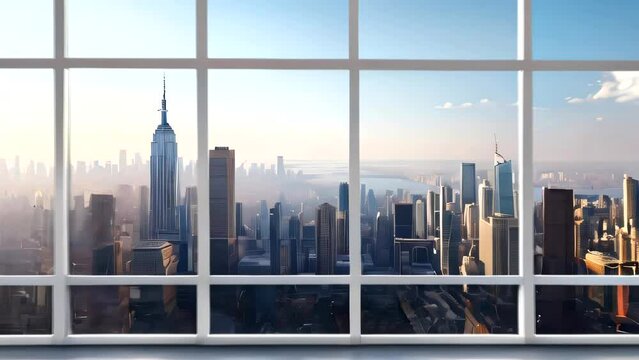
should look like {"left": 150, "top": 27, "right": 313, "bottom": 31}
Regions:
{"left": 1, "top": 0, "right": 639, "bottom": 345}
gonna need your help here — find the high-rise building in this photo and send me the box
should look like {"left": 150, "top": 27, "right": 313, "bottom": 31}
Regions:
{"left": 374, "top": 213, "right": 393, "bottom": 268}
{"left": 623, "top": 174, "right": 639, "bottom": 233}
{"left": 316, "top": 203, "right": 336, "bottom": 275}
{"left": 89, "top": 194, "right": 115, "bottom": 248}
{"left": 478, "top": 179, "right": 494, "bottom": 220}
{"left": 339, "top": 182, "right": 349, "bottom": 213}
{"left": 288, "top": 215, "right": 300, "bottom": 275}
{"left": 150, "top": 76, "right": 179, "bottom": 239}
{"left": 494, "top": 149, "right": 515, "bottom": 217}
{"left": 209, "top": 147, "right": 237, "bottom": 275}
{"left": 440, "top": 208, "right": 462, "bottom": 275}
{"left": 426, "top": 190, "right": 436, "bottom": 237}
{"left": 464, "top": 203, "right": 479, "bottom": 239}
{"left": 394, "top": 203, "right": 413, "bottom": 239}
{"left": 415, "top": 199, "right": 425, "bottom": 238}
{"left": 360, "top": 184, "right": 366, "bottom": 214}
{"left": 269, "top": 203, "right": 282, "bottom": 275}
{"left": 276, "top": 155, "right": 285, "bottom": 178}
{"left": 337, "top": 182, "right": 349, "bottom": 255}
{"left": 438, "top": 185, "right": 452, "bottom": 238}
{"left": 542, "top": 188, "right": 574, "bottom": 275}
{"left": 479, "top": 214, "right": 519, "bottom": 275}
{"left": 366, "top": 189, "right": 377, "bottom": 217}
{"left": 259, "top": 200, "right": 270, "bottom": 249}
{"left": 460, "top": 162, "right": 476, "bottom": 217}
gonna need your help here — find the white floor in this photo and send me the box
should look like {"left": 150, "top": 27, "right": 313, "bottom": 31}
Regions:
{"left": 0, "top": 346, "right": 634, "bottom": 359}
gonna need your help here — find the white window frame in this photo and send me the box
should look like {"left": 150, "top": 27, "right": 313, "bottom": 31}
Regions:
{"left": 1, "top": 0, "right": 639, "bottom": 345}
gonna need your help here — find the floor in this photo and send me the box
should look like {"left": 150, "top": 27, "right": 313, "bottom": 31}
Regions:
{"left": 0, "top": 346, "right": 636, "bottom": 359}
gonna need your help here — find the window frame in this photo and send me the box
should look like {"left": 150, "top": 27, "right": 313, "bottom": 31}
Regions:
{"left": 1, "top": 0, "right": 639, "bottom": 345}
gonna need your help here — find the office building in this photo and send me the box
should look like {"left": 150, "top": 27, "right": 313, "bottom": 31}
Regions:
{"left": 150, "top": 76, "right": 179, "bottom": 239}
{"left": 316, "top": 203, "right": 337, "bottom": 275}
{"left": 542, "top": 188, "right": 575, "bottom": 275}
{"left": 479, "top": 214, "right": 519, "bottom": 275}
{"left": 209, "top": 147, "right": 237, "bottom": 275}
{"left": 394, "top": 203, "right": 413, "bottom": 239}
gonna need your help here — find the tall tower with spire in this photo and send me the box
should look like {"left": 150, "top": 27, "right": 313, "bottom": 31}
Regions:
{"left": 149, "top": 75, "right": 179, "bottom": 240}
{"left": 493, "top": 136, "right": 515, "bottom": 217}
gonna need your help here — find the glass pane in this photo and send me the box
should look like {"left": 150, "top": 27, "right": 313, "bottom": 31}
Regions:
{"left": 533, "top": 0, "right": 639, "bottom": 60}
{"left": 211, "top": 285, "right": 349, "bottom": 333}
{"left": 536, "top": 285, "right": 639, "bottom": 334}
{"left": 0, "top": 0, "right": 53, "bottom": 58}
{"left": 0, "top": 286, "right": 51, "bottom": 334}
{"left": 534, "top": 72, "right": 639, "bottom": 275}
{"left": 360, "top": 0, "right": 517, "bottom": 59}
{"left": 208, "top": 0, "right": 348, "bottom": 59}
{"left": 0, "top": 70, "right": 54, "bottom": 275}
{"left": 68, "top": 70, "right": 197, "bottom": 275}
{"left": 71, "top": 285, "right": 196, "bottom": 334}
{"left": 209, "top": 70, "right": 349, "bottom": 275}
{"left": 362, "top": 285, "right": 518, "bottom": 334}
{"left": 67, "top": 0, "right": 196, "bottom": 58}
{"left": 361, "top": 71, "right": 518, "bottom": 275}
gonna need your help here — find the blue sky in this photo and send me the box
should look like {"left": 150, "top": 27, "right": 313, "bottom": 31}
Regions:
{"left": 2, "top": 0, "right": 639, "bottom": 166}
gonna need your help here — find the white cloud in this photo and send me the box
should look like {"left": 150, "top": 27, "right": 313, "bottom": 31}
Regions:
{"left": 434, "top": 101, "right": 474, "bottom": 110}
{"left": 434, "top": 101, "right": 454, "bottom": 109}
{"left": 595, "top": 116, "right": 604, "bottom": 122}
{"left": 434, "top": 98, "right": 493, "bottom": 110}
{"left": 566, "top": 72, "right": 639, "bottom": 105}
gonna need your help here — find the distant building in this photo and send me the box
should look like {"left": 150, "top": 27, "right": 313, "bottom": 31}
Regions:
{"left": 276, "top": 155, "right": 285, "bottom": 178}
{"left": 209, "top": 147, "right": 237, "bottom": 275}
{"left": 316, "top": 203, "right": 337, "bottom": 275}
{"left": 130, "top": 241, "right": 177, "bottom": 275}
{"left": 542, "top": 188, "right": 574, "bottom": 275}
{"left": 150, "top": 77, "right": 179, "bottom": 239}
{"left": 478, "top": 179, "right": 493, "bottom": 220}
{"left": 460, "top": 163, "right": 476, "bottom": 214}
{"left": 494, "top": 149, "right": 514, "bottom": 217}
{"left": 394, "top": 203, "right": 413, "bottom": 239}
{"left": 269, "top": 202, "right": 282, "bottom": 275}
{"left": 415, "top": 199, "right": 425, "bottom": 238}
{"left": 479, "top": 214, "right": 518, "bottom": 275}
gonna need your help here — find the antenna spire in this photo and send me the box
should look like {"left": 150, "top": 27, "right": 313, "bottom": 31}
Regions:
{"left": 160, "top": 74, "right": 168, "bottom": 125}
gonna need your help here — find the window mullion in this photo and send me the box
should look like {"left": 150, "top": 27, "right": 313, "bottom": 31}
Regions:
{"left": 52, "top": 0, "right": 69, "bottom": 345}
{"left": 195, "top": 0, "right": 210, "bottom": 344}
{"left": 518, "top": 0, "right": 535, "bottom": 344}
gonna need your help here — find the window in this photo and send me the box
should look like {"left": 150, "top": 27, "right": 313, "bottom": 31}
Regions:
{"left": 1, "top": 0, "right": 639, "bottom": 346}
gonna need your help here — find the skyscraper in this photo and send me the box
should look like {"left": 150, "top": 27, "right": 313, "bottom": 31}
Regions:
{"left": 260, "top": 200, "right": 270, "bottom": 249}
{"left": 623, "top": 174, "right": 639, "bottom": 233}
{"left": 150, "top": 76, "right": 179, "bottom": 239}
{"left": 460, "top": 162, "right": 476, "bottom": 217}
{"left": 478, "top": 179, "right": 494, "bottom": 220}
{"left": 339, "top": 182, "right": 349, "bottom": 213}
{"left": 542, "top": 187, "right": 574, "bottom": 275}
{"left": 316, "top": 203, "right": 336, "bottom": 275}
{"left": 394, "top": 203, "right": 413, "bottom": 238}
{"left": 366, "top": 189, "right": 377, "bottom": 217}
{"left": 269, "top": 202, "right": 282, "bottom": 275}
{"left": 440, "top": 208, "right": 462, "bottom": 275}
{"left": 209, "top": 147, "right": 237, "bottom": 275}
{"left": 337, "top": 182, "right": 349, "bottom": 255}
{"left": 288, "top": 215, "right": 301, "bottom": 275}
{"left": 426, "top": 190, "right": 436, "bottom": 237}
{"left": 494, "top": 148, "right": 515, "bottom": 217}
{"left": 415, "top": 199, "right": 425, "bottom": 238}
{"left": 464, "top": 203, "right": 479, "bottom": 239}
{"left": 360, "top": 184, "right": 366, "bottom": 213}
{"left": 479, "top": 214, "right": 518, "bottom": 275}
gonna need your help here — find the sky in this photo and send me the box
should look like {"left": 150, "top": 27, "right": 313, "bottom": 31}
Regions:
{"left": 2, "top": 0, "right": 639, "bottom": 168}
